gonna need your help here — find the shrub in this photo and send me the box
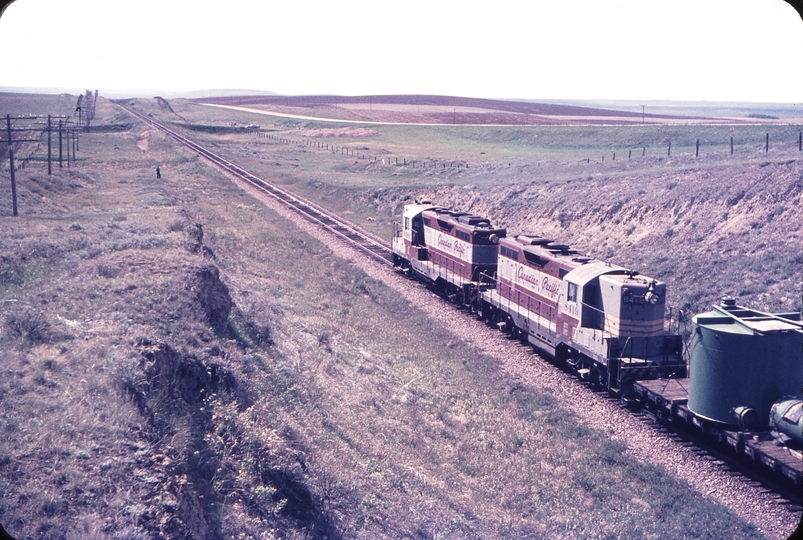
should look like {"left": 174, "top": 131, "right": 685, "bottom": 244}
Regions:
{"left": 0, "top": 255, "right": 25, "bottom": 286}
{"left": 5, "top": 307, "right": 51, "bottom": 345}
{"left": 97, "top": 264, "right": 120, "bottom": 278}
{"left": 168, "top": 219, "right": 186, "bottom": 232}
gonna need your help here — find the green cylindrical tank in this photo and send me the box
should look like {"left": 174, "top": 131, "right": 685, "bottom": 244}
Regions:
{"left": 688, "top": 297, "right": 803, "bottom": 429}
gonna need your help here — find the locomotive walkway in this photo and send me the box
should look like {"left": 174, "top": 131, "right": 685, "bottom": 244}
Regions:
{"left": 115, "top": 102, "right": 394, "bottom": 267}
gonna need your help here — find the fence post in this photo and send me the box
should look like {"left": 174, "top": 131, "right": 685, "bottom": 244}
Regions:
{"left": 668, "top": 141, "right": 671, "bottom": 156}
{"left": 731, "top": 136, "right": 733, "bottom": 155}
{"left": 765, "top": 133, "right": 769, "bottom": 152}
{"left": 696, "top": 139, "right": 699, "bottom": 157}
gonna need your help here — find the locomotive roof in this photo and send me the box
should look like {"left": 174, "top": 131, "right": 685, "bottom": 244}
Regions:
{"left": 501, "top": 234, "right": 662, "bottom": 284}
{"left": 422, "top": 208, "right": 504, "bottom": 231}
{"left": 402, "top": 203, "right": 442, "bottom": 220}
{"left": 563, "top": 261, "right": 628, "bottom": 286}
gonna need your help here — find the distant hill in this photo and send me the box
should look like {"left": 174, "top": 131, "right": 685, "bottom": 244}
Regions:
{"left": 534, "top": 98, "right": 803, "bottom": 119}
{"left": 176, "top": 89, "right": 279, "bottom": 99}
{"left": 195, "top": 93, "right": 658, "bottom": 118}
{"left": 194, "top": 93, "right": 714, "bottom": 125}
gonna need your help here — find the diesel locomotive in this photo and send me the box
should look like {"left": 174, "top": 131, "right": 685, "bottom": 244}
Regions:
{"left": 391, "top": 203, "right": 686, "bottom": 397}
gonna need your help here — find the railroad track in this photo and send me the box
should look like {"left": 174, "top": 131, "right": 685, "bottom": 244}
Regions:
{"left": 114, "top": 102, "right": 393, "bottom": 266}
{"left": 606, "top": 390, "right": 803, "bottom": 511}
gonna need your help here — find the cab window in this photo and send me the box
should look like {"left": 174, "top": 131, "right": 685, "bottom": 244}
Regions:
{"left": 567, "top": 282, "right": 578, "bottom": 302}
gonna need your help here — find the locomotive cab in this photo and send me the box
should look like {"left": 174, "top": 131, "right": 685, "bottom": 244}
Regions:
{"left": 558, "top": 262, "right": 684, "bottom": 393}
{"left": 392, "top": 203, "right": 441, "bottom": 266}
{"left": 568, "top": 264, "right": 675, "bottom": 360}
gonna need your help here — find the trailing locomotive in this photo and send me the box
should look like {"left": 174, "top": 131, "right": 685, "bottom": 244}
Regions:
{"left": 391, "top": 203, "right": 686, "bottom": 396}
{"left": 391, "top": 203, "right": 506, "bottom": 305}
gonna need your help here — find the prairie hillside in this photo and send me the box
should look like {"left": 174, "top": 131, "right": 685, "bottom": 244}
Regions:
{"left": 0, "top": 92, "right": 798, "bottom": 539}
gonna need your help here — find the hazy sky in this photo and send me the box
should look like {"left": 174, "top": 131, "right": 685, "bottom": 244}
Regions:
{"left": 1, "top": 0, "right": 801, "bottom": 102}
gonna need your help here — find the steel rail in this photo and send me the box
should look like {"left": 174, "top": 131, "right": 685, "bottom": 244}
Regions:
{"left": 115, "top": 102, "right": 393, "bottom": 266}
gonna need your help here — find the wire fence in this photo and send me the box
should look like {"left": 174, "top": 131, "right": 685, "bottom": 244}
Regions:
{"left": 253, "top": 128, "right": 803, "bottom": 170}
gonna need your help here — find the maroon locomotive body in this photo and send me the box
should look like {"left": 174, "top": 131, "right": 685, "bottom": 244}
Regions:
{"left": 392, "top": 204, "right": 506, "bottom": 305}
{"left": 482, "top": 234, "right": 682, "bottom": 393}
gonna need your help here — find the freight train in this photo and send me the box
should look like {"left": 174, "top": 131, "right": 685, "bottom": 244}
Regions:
{"left": 391, "top": 202, "right": 802, "bottom": 484}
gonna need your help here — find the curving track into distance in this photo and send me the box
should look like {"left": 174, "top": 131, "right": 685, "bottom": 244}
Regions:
{"left": 115, "top": 102, "right": 393, "bottom": 266}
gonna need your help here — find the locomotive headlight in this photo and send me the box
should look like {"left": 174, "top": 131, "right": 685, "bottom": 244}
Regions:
{"left": 490, "top": 234, "right": 499, "bottom": 244}
{"left": 645, "top": 282, "right": 659, "bottom": 304}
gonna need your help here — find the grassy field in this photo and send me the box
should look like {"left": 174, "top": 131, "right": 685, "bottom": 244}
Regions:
{"left": 0, "top": 92, "right": 785, "bottom": 538}
{"left": 187, "top": 101, "right": 803, "bottom": 163}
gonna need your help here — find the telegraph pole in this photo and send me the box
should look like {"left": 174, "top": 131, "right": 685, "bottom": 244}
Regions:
{"left": 6, "top": 114, "right": 18, "bottom": 216}
{"left": 47, "top": 115, "right": 52, "bottom": 175}
{"left": 2, "top": 114, "right": 70, "bottom": 215}
{"left": 59, "top": 121, "right": 63, "bottom": 167}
